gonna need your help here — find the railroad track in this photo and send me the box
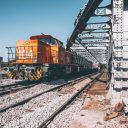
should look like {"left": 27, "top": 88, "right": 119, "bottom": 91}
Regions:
{"left": 0, "top": 72, "right": 98, "bottom": 113}
{"left": 0, "top": 72, "right": 96, "bottom": 96}
{"left": 0, "top": 71, "right": 8, "bottom": 79}
{"left": 0, "top": 80, "right": 44, "bottom": 96}
{"left": 37, "top": 72, "right": 103, "bottom": 128}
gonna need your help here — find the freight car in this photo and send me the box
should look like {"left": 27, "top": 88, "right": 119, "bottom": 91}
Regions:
{"left": 5, "top": 34, "right": 93, "bottom": 80}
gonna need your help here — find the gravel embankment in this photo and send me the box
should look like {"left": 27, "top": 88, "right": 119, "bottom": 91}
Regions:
{"left": 0, "top": 77, "right": 92, "bottom": 128}
{"left": 0, "top": 79, "right": 65, "bottom": 109}
{"left": 1, "top": 94, "right": 73, "bottom": 128}
{"left": 48, "top": 100, "right": 82, "bottom": 128}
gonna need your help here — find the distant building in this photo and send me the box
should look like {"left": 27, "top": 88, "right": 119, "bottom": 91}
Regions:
{"left": 0, "top": 57, "right": 3, "bottom": 67}
{"left": 0, "top": 57, "right": 3, "bottom": 62}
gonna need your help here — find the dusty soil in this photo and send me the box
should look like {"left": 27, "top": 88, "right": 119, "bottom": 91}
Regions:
{"left": 69, "top": 73, "right": 128, "bottom": 128}
{"left": 58, "top": 78, "right": 91, "bottom": 94}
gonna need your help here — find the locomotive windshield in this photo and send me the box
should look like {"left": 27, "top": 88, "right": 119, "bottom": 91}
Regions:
{"left": 39, "top": 38, "right": 51, "bottom": 44}
{"left": 39, "top": 38, "right": 57, "bottom": 45}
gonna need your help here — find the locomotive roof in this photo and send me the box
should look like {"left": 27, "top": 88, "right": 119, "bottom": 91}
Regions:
{"left": 30, "top": 34, "right": 64, "bottom": 46}
{"left": 30, "top": 34, "right": 52, "bottom": 40}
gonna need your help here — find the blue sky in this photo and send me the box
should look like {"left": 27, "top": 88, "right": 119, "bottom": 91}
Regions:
{"left": 0, "top": 0, "right": 110, "bottom": 61}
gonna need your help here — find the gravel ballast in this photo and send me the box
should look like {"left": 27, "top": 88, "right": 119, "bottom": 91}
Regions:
{"left": 47, "top": 100, "right": 82, "bottom": 128}
{"left": 0, "top": 79, "right": 65, "bottom": 109}
{"left": 2, "top": 94, "right": 72, "bottom": 128}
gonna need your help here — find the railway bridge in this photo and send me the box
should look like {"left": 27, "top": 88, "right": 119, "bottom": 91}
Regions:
{"left": 1, "top": 1, "right": 128, "bottom": 126}
{"left": 66, "top": 0, "right": 128, "bottom": 108}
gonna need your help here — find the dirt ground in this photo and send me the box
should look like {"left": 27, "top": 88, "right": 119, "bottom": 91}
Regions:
{"left": 70, "top": 73, "right": 128, "bottom": 128}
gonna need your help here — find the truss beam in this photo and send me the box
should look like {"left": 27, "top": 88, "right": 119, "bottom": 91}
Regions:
{"left": 66, "top": 0, "right": 103, "bottom": 50}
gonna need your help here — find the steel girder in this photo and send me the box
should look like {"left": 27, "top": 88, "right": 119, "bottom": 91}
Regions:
{"left": 71, "top": 45, "right": 108, "bottom": 64}
{"left": 66, "top": 0, "right": 103, "bottom": 50}
{"left": 71, "top": 39, "right": 109, "bottom": 64}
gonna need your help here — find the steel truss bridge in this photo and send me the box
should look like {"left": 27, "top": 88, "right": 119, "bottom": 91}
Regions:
{"left": 66, "top": 0, "right": 128, "bottom": 108}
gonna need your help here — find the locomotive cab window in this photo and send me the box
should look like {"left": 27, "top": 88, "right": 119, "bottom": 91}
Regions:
{"left": 39, "top": 37, "right": 57, "bottom": 45}
{"left": 50, "top": 38, "right": 57, "bottom": 45}
{"left": 39, "top": 38, "right": 51, "bottom": 44}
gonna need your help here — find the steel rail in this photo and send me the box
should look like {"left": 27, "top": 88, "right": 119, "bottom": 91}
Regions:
{"left": 0, "top": 80, "right": 28, "bottom": 88}
{"left": 0, "top": 82, "right": 37, "bottom": 96}
{"left": 0, "top": 72, "right": 98, "bottom": 113}
{"left": 38, "top": 72, "right": 103, "bottom": 128}
{"left": 0, "top": 80, "right": 43, "bottom": 96}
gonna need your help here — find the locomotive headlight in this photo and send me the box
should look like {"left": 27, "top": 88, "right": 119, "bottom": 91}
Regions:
{"left": 25, "top": 67, "right": 31, "bottom": 73}
{"left": 4, "top": 67, "right": 14, "bottom": 72}
{"left": 4, "top": 67, "right": 9, "bottom": 72}
{"left": 25, "top": 67, "right": 35, "bottom": 73}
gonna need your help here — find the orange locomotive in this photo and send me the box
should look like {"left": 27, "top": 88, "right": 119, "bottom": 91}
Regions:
{"left": 5, "top": 34, "right": 93, "bottom": 80}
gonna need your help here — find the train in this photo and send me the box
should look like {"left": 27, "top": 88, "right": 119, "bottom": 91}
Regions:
{"left": 4, "top": 34, "right": 95, "bottom": 80}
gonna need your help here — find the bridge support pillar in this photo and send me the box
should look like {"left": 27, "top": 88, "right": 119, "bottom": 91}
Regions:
{"left": 110, "top": 0, "right": 128, "bottom": 113}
